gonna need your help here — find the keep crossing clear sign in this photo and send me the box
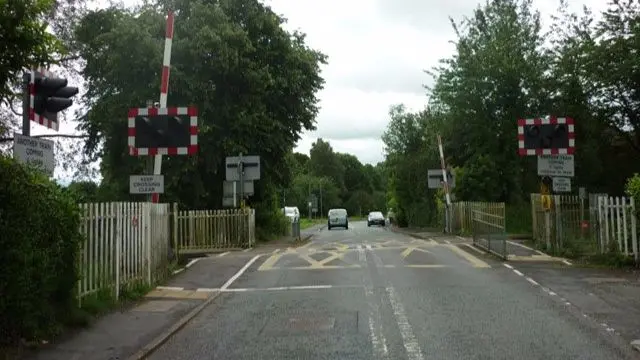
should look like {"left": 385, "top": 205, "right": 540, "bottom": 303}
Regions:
{"left": 130, "top": 175, "right": 164, "bottom": 194}
{"left": 13, "top": 132, "right": 55, "bottom": 176}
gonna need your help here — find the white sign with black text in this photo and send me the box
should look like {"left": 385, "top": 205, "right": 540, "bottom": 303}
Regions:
{"left": 537, "top": 155, "right": 575, "bottom": 177}
{"left": 552, "top": 177, "right": 571, "bottom": 192}
{"left": 129, "top": 175, "right": 165, "bottom": 194}
{"left": 13, "top": 132, "right": 55, "bottom": 176}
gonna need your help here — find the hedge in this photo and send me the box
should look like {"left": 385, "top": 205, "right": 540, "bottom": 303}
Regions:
{"left": 0, "top": 156, "right": 83, "bottom": 344}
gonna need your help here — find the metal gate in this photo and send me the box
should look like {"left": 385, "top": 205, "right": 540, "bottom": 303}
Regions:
{"left": 472, "top": 209, "right": 507, "bottom": 259}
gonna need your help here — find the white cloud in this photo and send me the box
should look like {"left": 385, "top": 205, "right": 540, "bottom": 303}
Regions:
{"left": 37, "top": 0, "right": 613, "bottom": 183}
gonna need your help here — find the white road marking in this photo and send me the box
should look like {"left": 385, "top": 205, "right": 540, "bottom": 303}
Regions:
{"left": 456, "top": 235, "right": 469, "bottom": 241}
{"left": 217, "top": 251, "right": 230, "bottom": 257}
{"left": 242, "top": 248, "right": 251, "bottom": 252}
{"left": 513, "top": 269, "right": 524, "bottom": 276}
{"left": 503, "top": 263, "right": 514, "bottom": 269}
{"left": 386, "top": 286, "right": 424, "bottom": 360}
{"left": 366, "top": 244, "right": 373, "bottom": 250}
{"left": 562, "top": 259, "right": 573, "bottom": 266}
{"left": 365, "top": 285, "right": 389, "bottom": 360}
{"left": 506, "top": 240, "right": 547, "bottom": 256}
{"left": 358, "top": 248, "right": 366, "bottom": 262}
{"left": 463, "top": 243, "right": 486, "bottom": 255}
{"left": 271, "top": 249, "right": 280, "bottom": 254}
{"left": 444, "top": 239, "right": 452, "bottom": 244}
{"left": 525, "top": 277, "right": 539, "bottom": 286}
{"left": 156, "top": 286, "right": 185, "bottom": 291}
{"left": 185, "top": 258, "right": 200, "bottom": 268}
{"left": 172, "top": 268, "right": 184, "bottom": 275}
{"left": 220, "top": 254, "right": 262, "bottom": 290}
{"left": 196, "top": 288, "right": 219, "bottom": 292}
{"left": 220, "top": 285, "right": 356, "bottom": 292}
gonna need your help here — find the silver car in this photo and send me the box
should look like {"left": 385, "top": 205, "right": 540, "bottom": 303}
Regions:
{"left": 327, "top": 208, "right": 348, "bottom": 230}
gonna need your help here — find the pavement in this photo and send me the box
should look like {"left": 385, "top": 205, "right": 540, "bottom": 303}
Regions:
{"left": 30, "top": 222, "right": 640, "bottom": 359}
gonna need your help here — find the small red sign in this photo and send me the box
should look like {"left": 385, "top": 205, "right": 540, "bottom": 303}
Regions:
{"left": 581, "top": 220, "right": 589, "bottom": 229}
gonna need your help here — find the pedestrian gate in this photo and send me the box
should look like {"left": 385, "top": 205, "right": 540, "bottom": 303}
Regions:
{"left": 472, "top": 209, "right": 507, "bottom": 259}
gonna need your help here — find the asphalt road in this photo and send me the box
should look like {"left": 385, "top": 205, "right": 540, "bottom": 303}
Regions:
{"left": 148, "top": 221, "right": 639, "bottom": 360}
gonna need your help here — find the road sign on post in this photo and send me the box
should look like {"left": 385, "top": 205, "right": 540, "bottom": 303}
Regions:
{"left": 537, "top": 155, "right": 575, "bottom": 177}
{"left": 225, "top": 154, "right": 261, "bottom": 207}
{"left": 130, "top": 175, "right": 165, "bottom": 194}
{"left": 225, "top": 155, "right": 261, "bottom": 181}
{"left": 128, "top": 107, "right": 198, "bottom": 156}
{"left": 427, "top": 169, "right": 455, "bottom": 189}
{"left": 13, "top": 132, "right": 55, "bottom": 176}
{"left": 552, "top": 177, "right": 571, "bottom": 192}
{"left": 517, "top": 117, "right": 575, "bottom": 156}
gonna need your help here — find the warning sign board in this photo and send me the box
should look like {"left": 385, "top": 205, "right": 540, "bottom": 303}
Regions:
{"left": 129, "top": 175, "right": 164, "bottom": 194}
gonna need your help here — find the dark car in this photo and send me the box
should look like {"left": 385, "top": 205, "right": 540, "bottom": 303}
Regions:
{"left": 367, "top": 211, "right": 385, "bottom": 227}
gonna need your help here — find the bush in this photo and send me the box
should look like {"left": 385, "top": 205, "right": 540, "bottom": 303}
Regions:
{"left": 0, "top": 156, "right": 83, "bottom": 344}
{"left": 625, "top": 174, "right": 640, "bottom": 214}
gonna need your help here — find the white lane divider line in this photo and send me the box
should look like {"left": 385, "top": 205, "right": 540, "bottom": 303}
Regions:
{"left": 172, "top": 268, "right": 184, "bottom": 275}
{"left": 444, "top": 239, "right": 452, "bottom": 244}
{"left": 218, "top": 251, "right": 230, "bottom": 257}
{"left": 562, "top": 259, "right": 573, "bottom": 266}
{"left": 513, "top": 269, "right": 524, "bottom": 276}
{"left": 365, "top": 285, "right": 389, "bottom": 360}
{"left": 220, "top": 254, "right": 262, "bottom": 290}
{"left": 185, "top": 258, "right": 200, "bottom": 268}
{"left": 271, "top": 248, "right": 280, "bottom": 254}
{"left": 386, "top": 286, "right": 424, "bottom": 360}
{"left": 358, "top": 248, "right": 366, "bottom": 263}
{"left": 505, "top": 264, "right": 618, "bottom": 336}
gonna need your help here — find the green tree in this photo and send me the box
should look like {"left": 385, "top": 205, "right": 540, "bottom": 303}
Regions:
{"left": 73, "top": 0, "right": 326, "bottom": 236}
{"left": 308, "top": 138, "right": 345, "bottom": 195}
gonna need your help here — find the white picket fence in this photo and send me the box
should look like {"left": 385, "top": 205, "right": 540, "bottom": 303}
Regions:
{"left": 174, "top": 208, "right": 256, "bottom": 254}
{"left": 597, "top": 196, "right": 638, "bottom": 261}
{"left": 77, "top": 202, "right": 171, "bottom": 302}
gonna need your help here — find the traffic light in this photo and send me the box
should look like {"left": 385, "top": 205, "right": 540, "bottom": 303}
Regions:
{"left": 32, "top": 71, "right": 78, "bottom": 124}
{"left": 524, "top": 123, "right": 569, "bottom": 149}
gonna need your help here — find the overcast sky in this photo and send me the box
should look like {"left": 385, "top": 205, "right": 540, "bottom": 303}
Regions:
{"left": 30, "top": 0, "right": 608, "bottom": 181}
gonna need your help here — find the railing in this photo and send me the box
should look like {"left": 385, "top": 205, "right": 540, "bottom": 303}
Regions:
{"left": 77, "top": 202, "right": 170, "bottom": 302}
{"left": 472, "top": 209, "right": 507, "bottom": 259}
{"left": 451, "top": 201, "right": 505, "bottom": 234}
{"left": 174, "top": 207, "right": 256, "bottom": 254}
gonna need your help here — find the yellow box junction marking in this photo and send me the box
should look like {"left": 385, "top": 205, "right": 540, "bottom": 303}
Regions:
{"left": 443, "top": 244, "right": 490, "bottom": 268}
{"left": 257, "top": 247, "right": 360, "bottom": 271}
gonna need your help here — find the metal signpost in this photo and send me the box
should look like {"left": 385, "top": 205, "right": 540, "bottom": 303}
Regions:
{"left": 518, "top": 116, "right": 575, "bottom": 250}
{"left": 13, "top": 132, "right": 55, "bottom": 176}
{"left": 225, "top": 154, "right": 261, "bottom": 208}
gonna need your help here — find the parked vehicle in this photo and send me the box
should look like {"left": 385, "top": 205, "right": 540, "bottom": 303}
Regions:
{"left": 327, "top": 208, "right": 348, "bottom": 230}
{"left": 367, "top": 211, "right": 385, "bottom": 227}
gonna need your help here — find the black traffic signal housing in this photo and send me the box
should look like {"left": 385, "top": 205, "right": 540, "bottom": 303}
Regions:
{"left": 134, "top": 115, "right": 192, "bottom": 148}
{"left": 33, "top": 72, "right": 79, "bottom": 123}
{"left": 523, "top": 123, "right": 569, "bottom": 149}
